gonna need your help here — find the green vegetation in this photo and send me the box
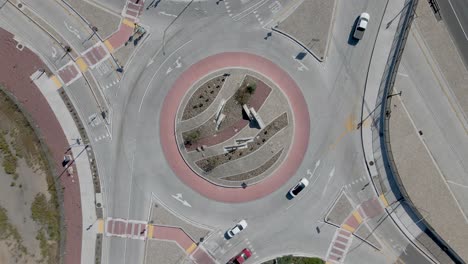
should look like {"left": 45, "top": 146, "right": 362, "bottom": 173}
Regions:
{"left": 262, "top": 256, "right": 325, "bottom": 264}
{"left": 184, "top": 130, "right": 201, "bottom": 145}
{"left": 246, "top": 83, "right": 257, "bottom": 94}
{"left": 36, "top": 229, "right": 48, "bottom": 262}
{"left": 31, "top": 193, "right": 59, "bottom": 241}
{"left": 0, "top": 131, "right": 18, "bottom": 176}
{"left": 31, "top": 193, "right": 59, "bottom": 263}
{"left": 235, "top": 81, "right": 257, "bottom": 105}
{"left": 0, "top": 206, "right": 28, "bottom": 255}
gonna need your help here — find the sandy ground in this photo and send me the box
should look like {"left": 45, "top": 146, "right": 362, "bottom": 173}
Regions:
{"left": 0, "top": 159, "right": 47, "bottom": 263}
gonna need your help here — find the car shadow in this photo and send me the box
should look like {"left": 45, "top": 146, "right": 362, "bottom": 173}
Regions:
{"left": 348, "top": 16, "right": 360, "bottom": 46}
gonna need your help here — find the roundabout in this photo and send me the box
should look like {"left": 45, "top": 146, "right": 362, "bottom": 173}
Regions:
{"left": 160, "top": 52, "right": 311, "bottom": 203}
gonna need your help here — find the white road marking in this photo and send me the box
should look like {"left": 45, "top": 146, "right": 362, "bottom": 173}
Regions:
{"left": 51, "top": 47, "right": 57, "bottom": 58}
{"left": 64, "top": 21, "right": 82, "bottom": 40}
{"left": 171, "top": 193, "right": 192, "bottom": 207}
{"left": 140, "top": 40, "right": 192, "bottom": 112}
{"left": 159, "top": 11, "right": 177, "bottom": 17}
{"left": 292, "top": 55, "right": 309, "bottom": 71}
{"left": 307, "top": 160, "right": 321, "bottom": 179}
{"left": 447, "top": 0, "right": 468, "bottom": 40}
{"left": 447, "top": 180, "right": 468, "bottom": 188}
{"left": 321, "top": 166, "right": 335, "bottom": 197}
{"left": 397, "top": 72, "right": 408, "bottom": 77}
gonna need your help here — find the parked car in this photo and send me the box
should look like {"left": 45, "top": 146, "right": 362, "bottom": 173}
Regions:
{"left": 289, "top": 178, "right": 309, "bottom": 197}
{"left": 227, "top": 220, "right": 247, "bottom": 238}
{"left": 227, "top": 248, "right": 252, "bottom": 264}
{"left": 353, "top": 12, "right": 370, "bottom": 40}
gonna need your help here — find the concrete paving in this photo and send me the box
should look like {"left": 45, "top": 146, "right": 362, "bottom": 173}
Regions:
{"left": 413, "top": 0, "right": 468, "bottom": 119}
{"left": 276, "top": 0, "right": 337, "bottom": 61}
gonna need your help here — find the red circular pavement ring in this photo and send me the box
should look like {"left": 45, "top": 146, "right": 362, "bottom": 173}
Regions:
{"left": 160, "top": 52, "right": 310, "bottom": 203}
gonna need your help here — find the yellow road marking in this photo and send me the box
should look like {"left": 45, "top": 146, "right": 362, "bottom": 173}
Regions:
{"left": 379, "top": 194, "right": 389, "bottom": 207}
{"left": 50, "top": 75, "right": 62, "bottom": 88}
{"left": 345, "top": 114, "right": 355, "bottom": 132}
{"left": 341, "top": 224, "right": 355, "bottom": 233}
{"left": 75, "top": 57, "right": 88, "bottom": 72}
{"left": 147, "top": 225, "right": 154, "bottom": 238}
{"left": 97, "top": 219, "right": 104, "bottom": 234}
{"left": 352, "top": 210, "right": 363, "bottom": 224}
{"left": 122, "top": 18, "right": 136, "bottom": 28}
{"left": 186, "top": 243, "right": 197, "bottom": 254}
{"left": 104, "top": 40, "right": 114, "bottom": 53}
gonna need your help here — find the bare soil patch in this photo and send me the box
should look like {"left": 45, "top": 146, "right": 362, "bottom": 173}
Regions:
{"left": 221, "top": 149, "right": 283, "bottom": 182}
{"left": 0, "top": 88, "right": 59, "bottom": 264}
{"left": 182, "top": 75, "right": 226, "bottom": 120}
{"left": 195, "top": 112, "right": 288, "bottom": 173}
{"left": 182, "top": 75, "right": 271, "bottom": 151}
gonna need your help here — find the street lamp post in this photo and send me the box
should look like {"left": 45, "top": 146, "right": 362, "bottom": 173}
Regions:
{"left": 83, "top": 26, "right": 98, "bottom": 44}
{"left": 60, "top": 46, "right": 72, "bottom": 60}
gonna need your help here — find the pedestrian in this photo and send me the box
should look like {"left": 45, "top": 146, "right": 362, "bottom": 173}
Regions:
{"left": 135, "top": 0, "right": 140, "bottom": 4}
{"left": 140, "top": 228, "right": 146, "bottom": 235}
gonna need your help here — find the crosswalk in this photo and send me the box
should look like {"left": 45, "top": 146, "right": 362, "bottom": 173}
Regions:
{"left": 325, "top": 228, "right": 353, "bottom": 263}
{"left": 106, "top": 218, "right": 148, "bottom": 240}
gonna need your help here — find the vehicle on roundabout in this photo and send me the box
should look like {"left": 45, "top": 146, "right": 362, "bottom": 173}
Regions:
{"left": 289, "top": 178, "right": 309, "bottom": 198}
{"left": 227, "top": 248, "right": 252, "bottom": 264}
{"left": 353, "top": 12, "right": 370, "bottom": 40}
{"left": 226, "top": 219, "right": 248, "bottom": 238}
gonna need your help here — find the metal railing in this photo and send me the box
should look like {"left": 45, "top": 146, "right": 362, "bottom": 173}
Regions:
{"left": 370, "top": 0, "right": 464, "bottom": 262}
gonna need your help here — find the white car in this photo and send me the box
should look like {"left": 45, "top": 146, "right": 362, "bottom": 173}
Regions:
{"left": 289, "top": 178, "right": 309, "bottom": 198}
{"left": 353, "top": 12, "right": 370, "bottom": 40}
{"left": 227, "top": 220, "right": 247, "bottom": 238}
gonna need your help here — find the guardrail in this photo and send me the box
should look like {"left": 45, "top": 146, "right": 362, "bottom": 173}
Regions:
{"left": 371, "top": 0, "right": 464, "bottom": 263}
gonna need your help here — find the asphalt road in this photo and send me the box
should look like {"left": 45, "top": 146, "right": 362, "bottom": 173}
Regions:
{"left": 0, "top": 0, "right": 439, "bottom": 263}
{"left": 437, "top": 0, "right": 468, "bottom": 67}
{"left": 99, "top": 0, "right": 433, "bottom": 263}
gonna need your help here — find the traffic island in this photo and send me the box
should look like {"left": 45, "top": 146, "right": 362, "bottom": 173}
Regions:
{"left": 175, "top": 70, "right": 294, "bottom": 187}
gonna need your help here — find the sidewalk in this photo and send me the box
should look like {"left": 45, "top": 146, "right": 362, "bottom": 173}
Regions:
{"left": 359, "top": 0, "right": 442, "bottom": 262}
{"left": 34, "top": 72, "right": 98, "bottom": 264}
{"left": 0, "top": 27, "right": 84, "bottom": 264}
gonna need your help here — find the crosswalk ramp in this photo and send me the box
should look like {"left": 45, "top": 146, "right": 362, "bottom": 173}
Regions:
{"left": 325, "top": 228, "right": 353, "bottom": 263}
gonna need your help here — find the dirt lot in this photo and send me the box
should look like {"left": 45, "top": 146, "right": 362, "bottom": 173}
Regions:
{"left": 0, "top": 88, "right": 59, "bottom": 264}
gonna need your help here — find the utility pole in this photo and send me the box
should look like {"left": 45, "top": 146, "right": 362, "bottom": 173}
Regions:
{"left": 162, "top": 0, "right": 194, "bottom": 55}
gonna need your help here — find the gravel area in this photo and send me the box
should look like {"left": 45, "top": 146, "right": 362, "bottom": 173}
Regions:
{"left": 221, "top": 149, "right": 283, "bottom": 182}
{"left": 195, "top": 113, "right": 288, "bottom": 172}
{"left": 182, "top": 75, "right": 226, "bottom": 120}
{"left": 277, "top": 0, "right": 336, "bottom": 60}
{"left": 145, "top": 240, "right": 186, "bottom": 264}
{"left": 182, "top": 75, "right": 258, "bottom": 143}
{"left": 150, "top": 202, "right": 210, "bottom": 242}
{"left": 326, "top": 192, "right": 353, "bottom": 226}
